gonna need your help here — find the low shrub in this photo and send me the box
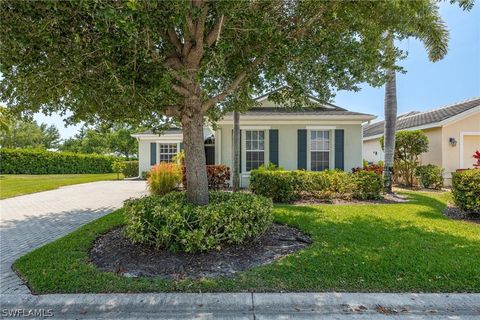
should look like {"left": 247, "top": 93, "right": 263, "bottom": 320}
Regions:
{"left": 0, "top": 148, "right": 118, "bottom": 174}
{"left": 452, "top": 169, "right": 480, "bottom": 214}
{"left": 415, "top": 164, "right": 444, "bottom": 189}
{"left": 250, "top": 169, "right": 300, "bottom": 203}
{"left": 123, "top": 161, "right": 139, "bottom": 178}
{"left": 250, "top": 169, "right": 382, "bottom": 202}
{"left": 147, "top": 163, "right": 182, "bottom": 195}
{"left": 111, "top": 160, "right": 126, "bottom": 180}
{"left": 141, "top": 171, "right": 150, "bottom": 180}
{"left": 352, "top": 171, "right": 383, "bottom": 200}
{"left": 124, "top": 191, "right": 273, "bottom": 252}
{"left": 182, "top": 165, "right": 231, "bottom": 190}
{"left": 301, "top": 170, "right": 355, "bottom": 200}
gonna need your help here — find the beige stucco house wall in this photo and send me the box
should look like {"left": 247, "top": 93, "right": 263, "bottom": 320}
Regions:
{"left": 363, "top": 103, "right": 480, "bottom": 186}
{"left": 441, "top": 112, "right": 480, "bottom": 182}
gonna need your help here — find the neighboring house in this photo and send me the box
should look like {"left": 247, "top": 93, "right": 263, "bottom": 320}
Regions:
{"left": 363, "top": 97, "right": 480, "bottom": 185}
{"left": 133, "top": 91, "right": 375, "bottom": 187}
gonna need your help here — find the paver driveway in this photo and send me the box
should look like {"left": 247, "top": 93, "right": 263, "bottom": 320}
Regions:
{"left": 0, "top": 180, "right": 147, "bottom": 294}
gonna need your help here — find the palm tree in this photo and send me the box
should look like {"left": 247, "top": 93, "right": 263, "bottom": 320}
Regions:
{"left": 383, "top": 1, "right": 455, "bottom": 193}
{"left": 232, "top": 110, "right": 240, "bottom": 191}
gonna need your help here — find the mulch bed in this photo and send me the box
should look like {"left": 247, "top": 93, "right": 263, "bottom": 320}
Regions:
{"left": 444, "top": 205, "right": 480, "bottom": 224}
{"left": 89, "top": 223, "right": 312, "bottom": 279}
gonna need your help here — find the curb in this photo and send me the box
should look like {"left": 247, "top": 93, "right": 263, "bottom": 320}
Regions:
{"left": 1, "top": 293, "right": 479, "bottom": 319}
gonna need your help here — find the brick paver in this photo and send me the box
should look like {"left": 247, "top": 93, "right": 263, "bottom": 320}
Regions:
{"left": 0, "top": 180, "right": 147, "bottom": 294}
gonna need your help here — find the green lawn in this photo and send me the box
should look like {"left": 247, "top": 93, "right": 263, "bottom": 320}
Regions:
{"left": 0, "top": 174, "right": 124, "bottom": 199}
{"left": 13, "top": 191, "right": 480, "bottom": 294}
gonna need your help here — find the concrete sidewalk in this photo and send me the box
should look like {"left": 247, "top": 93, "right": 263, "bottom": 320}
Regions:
{"left": 1, "top": 292, "right": 479, "bottom": 319}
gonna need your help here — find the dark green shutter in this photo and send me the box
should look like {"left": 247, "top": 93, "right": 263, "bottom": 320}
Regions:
{"left": 297, "top": 129, "right": 307, "bottom": 170}
{"left": 269, "top": 129, "right": 279, "bottom": 166}
{"left": 334, "top": 129, "right": 344, "bottom": 170}
{"left": 150, "top": 142, "right": 157, "bottom": 165}
{"left": 179, "top": 142, "right": 184, "bottom": 151}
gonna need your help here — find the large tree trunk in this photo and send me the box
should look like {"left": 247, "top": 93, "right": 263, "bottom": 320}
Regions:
{"left": 383, "top": 68, "right": 397, "bottom": 194}
{"left": 181, "top": 110, "right": 209, "bottom": 205}
{"left": 232, "top": 111, "right": 240, "bottom": 192}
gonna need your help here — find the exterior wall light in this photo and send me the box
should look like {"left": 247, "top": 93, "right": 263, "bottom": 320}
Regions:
{"left": 449, "top": 137, "right": 457, "bottom": 147}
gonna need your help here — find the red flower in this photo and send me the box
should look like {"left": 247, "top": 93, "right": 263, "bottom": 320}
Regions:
{"left": 473, "top": 150, "right": 480, "bottom": 168}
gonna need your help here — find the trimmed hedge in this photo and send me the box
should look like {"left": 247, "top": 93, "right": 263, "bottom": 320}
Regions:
{"left": 122, "top": 161, "right": 139, "bottom": 178}
{"left": 0, "top": 148, "right": 118, "bottom": 174}
{"left": 452, "top": 169, "right": 480, "bottom": 214}
{"left": 415, "top": 164, "right": 444, "bottom": 190}
{"left": 250, "top": 169, "right": 382, "bottom": 203}
{"left": 124, "top": 191, "right": 273, "bottom": 253}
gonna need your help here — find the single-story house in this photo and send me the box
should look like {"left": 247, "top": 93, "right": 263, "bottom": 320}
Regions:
{"left": 363, "top": 97, "right": 480, "bottom": 185}
{"left": 133, "top": 91, "right": 376, "bottom": 187}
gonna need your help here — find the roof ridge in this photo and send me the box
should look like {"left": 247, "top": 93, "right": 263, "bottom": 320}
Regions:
{"left": 397, "top": 97, "right": 480, "bottom": 121}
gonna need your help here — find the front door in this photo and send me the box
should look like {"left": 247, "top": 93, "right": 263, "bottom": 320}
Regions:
{"left": 205, "top": 145, "right": 215, "bottom": 165}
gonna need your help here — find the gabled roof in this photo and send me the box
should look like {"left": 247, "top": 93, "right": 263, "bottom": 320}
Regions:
{"left": 133, "top": 128, "right": 182, "bottom": 136}
{"left": 363, "top": 97, "right": 480, "bottom": 139}
{"left": 223, "top": 89, "right": 375, "bottom": 120}
{"left": 241, "top": 107, "right": 372, "bottom": 117}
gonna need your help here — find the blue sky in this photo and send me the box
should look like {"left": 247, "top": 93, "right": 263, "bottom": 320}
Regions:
{"left": 35, "top": 3, "right": 480, "bottom": 138}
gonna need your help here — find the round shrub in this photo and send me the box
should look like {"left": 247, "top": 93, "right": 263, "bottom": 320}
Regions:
{"left": 250, "top": 169, "right": 300, "bottom": 203}
{"left": 352, "top": 171, "right": 383, "bottom": 200}
{"left": 147, "top": 163, "right": 182, "bottom": 195}
{"left": 415, "top": 164, "right": 444, "bottom": 189}
{"left": 301, "top": 170, "right": 354, "bottom": 200}
{"left": 452, "top": 169, "right": 480, "bottom": 214}
{"left": 124, "top": 191, "right": 273, "bottom": 253}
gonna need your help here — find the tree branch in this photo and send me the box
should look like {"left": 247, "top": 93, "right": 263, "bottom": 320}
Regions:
{"left": 164, "top": 106, "right": 181, "bottom": 118}
{"left": 172, "top": 84, "right": 193, "bottom": 98}
{"left": 167, "top": 28, "right": 182, "bottom": 54}
{"left": 206, "top": 15, "right": 225, "bottom": 46}
{"left": 201, "top": 71, "right": 247, "bottom": 111}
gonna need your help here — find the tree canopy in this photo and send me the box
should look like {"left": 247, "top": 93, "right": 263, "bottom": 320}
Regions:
{"left": 0, "top": 0, "right": 471, "bottom": 203}
{"left": 1, "top": 0, "right": 465, "bottom": 125}
{"left": 0, "top": 116, "right": 61, "bottom": 149}
{"left": 59, "top": 124, "right": 139, "bottom": 158}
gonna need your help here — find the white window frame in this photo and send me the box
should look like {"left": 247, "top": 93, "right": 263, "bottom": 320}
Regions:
{"left": 158, "top": 143, "right": 178, "bottom": 163}
{"left": 310, "top": 130, "right": 330, "bottom": 171}
{"left": 245, "top": 130, "right": 266, "bottom": 172}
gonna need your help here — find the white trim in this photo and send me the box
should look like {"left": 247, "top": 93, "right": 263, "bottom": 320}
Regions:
{"left": 307, "top": 129, "right": 333, "bottom": 171}
{"left": 306, "top": 125, "right": 336, "bottom": 130}
{"left": 219, "top": 120, "right": 367, "bottom": 126}
{"left": 242, "top": 129, "right": 269, "bottom": 173}
{"left": 240, "top": 125, "right": 271, "bottom": 130}
{"left": 459, "top": 131, "right": 480, "bottom": 168}
{"left": 221, "top": 114, "right": 375, "bottom": 122}
{"left": 215, "top": 129, "right": 222, "bottom": 164}
{"left": 363, "top": 134, "right": 383, "bottom": 141}
{"left": 157, "top": 142, "right": 180, "bottom": 164}
{"left": 131, "top": 133, "right": 183, "bottom": 139}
